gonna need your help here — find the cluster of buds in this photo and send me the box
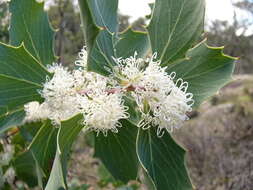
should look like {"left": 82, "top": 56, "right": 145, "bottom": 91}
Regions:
{"left": 24, "top": 48, "right": 194, "bottom": 136}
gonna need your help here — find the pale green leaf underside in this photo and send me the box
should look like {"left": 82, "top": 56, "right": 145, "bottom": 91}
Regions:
{"left": 9, "top": 0, "right": 55, "bottom": 66}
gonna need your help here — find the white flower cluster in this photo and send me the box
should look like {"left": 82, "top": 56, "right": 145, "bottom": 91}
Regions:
{"left": 113, "top": 52, "right": 194, "bottom": 136}
{"left": 24, "top": 48, "right": 128, "bottom": 134}
{"left": 24, "top": 49, "right": 193, "bottom": 136}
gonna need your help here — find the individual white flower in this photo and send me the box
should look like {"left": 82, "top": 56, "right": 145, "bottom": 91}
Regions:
{"left": 74, "top": 47, "right": 108, "bottom": 92}
{"left": 24, "top": 64, "right": 78, "bottom": 124}
{"left": 35, "top": 0, "right": 55, "bottom": 10}
{"left": 0, "top": 144, "right": 14, "bottom": 166}
{"left": 0, "top": 143, "right": 15, "bottom": 186}
{"left": 40, "top": 64, "right": 81, "bottom": 124}
{"left": 24, "top": 64, "right": 83, "bottom": 124}
{"left": 152, "top": 81, "right": 194, "bottom": 136}
{"left": 79, "top": 92, "right": 129, "bottom": 135}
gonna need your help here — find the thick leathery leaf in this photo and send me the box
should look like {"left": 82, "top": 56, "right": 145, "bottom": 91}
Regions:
{"left": 87, "top": 30, "right": 116, "bottom": 75}
{"left": 86, "top": 0, "right": 118, "bottom": 32}
{"left": 78, "top": 0, "right": 118, "bottom": 76}
{"left": 148, "top": 0, "right": 205, "bottom": 65}
{"left": 29, "top": 121, "right": 57, "bottom": 179}
{"left": 115, "top": 29, "right": 150, "bottom": 59}
{"left": 137, "top": 127, "right": 193, "bottom": 190}
{"left": 12, "top": 151, "right": 38, "bottom": 187}
{"left": 9, "top": 0, "right": 56, "bottom": 65}
{"left": 0, "top": 43, "right": 50, "bottom": 133}
{"left": 45, "top": 114, "right": 84, "bottom": 190}
{"left": 0, "top": 109, "right": 25, "bottom": 135}
{"left": 78, "top": 0, "right": 100, "bottom": 52}
{"left": 0, "top": 43, "right": 49, "bottom": 84}
{"left": 95, "top": 120, "right": 139, "bottom": 183}
{"left": 166, "top": 41, "right": 236, "bottom": 107}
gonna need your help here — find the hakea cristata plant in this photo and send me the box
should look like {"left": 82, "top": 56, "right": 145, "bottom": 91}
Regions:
{"left": 0, "top": 0, "right": 236, "bottom": 190}
{"left": 24, "top": 49, "right": 193, "bottom": 137}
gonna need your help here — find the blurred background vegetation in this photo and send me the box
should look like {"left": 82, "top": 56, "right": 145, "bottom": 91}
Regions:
{"left": 0, "top": 0, "right": 252, "bottom": 189}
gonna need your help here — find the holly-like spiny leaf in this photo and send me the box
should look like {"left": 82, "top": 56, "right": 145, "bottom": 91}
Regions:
{"left": 95, "top": 120, "right": 139, "bottom": 183}
{"left": 137, "top": 127, "right": 193, "bottom": 190}
{"left": 166, "top": 41, "right": 236, "bottom": 107}
{"left": 9, "top": 0, "right": 56, "bottom": 65}
{"left": 148, "top": 0, "right": 205, "bottom": 65}
{"left": 45, "top": 114, "right": 84, "bottom": 190}
{"left": 115, "top": 29, "right": 150, "bottom": 59}
{"left": 0, "top": 43, "right": 51, "bottom": 134}
{"left": 78, "top": 0, "right": 118, "bottom": 76}
{"left": 29, "top": 120, "right": 58, "bottom": 186}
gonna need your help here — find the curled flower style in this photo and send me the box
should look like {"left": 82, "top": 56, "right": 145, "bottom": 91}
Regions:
{"left": 75, "top": 47, "right": 88, "bottom": 68}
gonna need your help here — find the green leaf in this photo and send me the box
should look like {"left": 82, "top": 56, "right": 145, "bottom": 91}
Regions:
{"left": 166, "top": 41, "right": 236, "bottom": 107}
{"left": 78, "top": 0, "right": 100, "bottom": 51}
{"left": 29, "top": 121, "right": 57, "bottom": 180}
{"left": 148, "top": 0, "right": 205, "bottom": 64}
{"left": 0, "top": 43, "right": 49, "bottom": 85}
{"left": 86, "top": 0, "right": 118, "bottom": 32}
{"left": 19, "top": 121, "right": 44, "bottom": 142}
{"left": 115, "top": 29, "right": 150, "bottom": 59}
{"left": 78, "top": 0, "right": 118, "bottom": 47}
{"left": 87, "top": 30, "right": 116, "bottom": 76}
{"left": 0, "top": 76, "right": 41, "bottom": 115}
{"left": 78, "top": 0, "right": 118, "bottom": 76}
{"left": 45, "top": 114, "right": 84, "bottom": 190}
{"left": 137, "top": 127, "right": 193, "bottom": 190}
{"left": 12, "top": 151, "right": 38, "bottom": 187}
{"left": 9, "top": 0, "right": 56, "bottom": 65}
{"left": 0, "top": 109, "right": 25, "bottom": 135}
{"left": 87, "top": 28, "right": 150, "bottom": 76}
{"left": 0, "top": 43, "right": 50, "bottom": 132}
{"left": 95, "top": 120, "right": 139, "bottom": 183}
{"left": 12, "top": 122, "right": 45, "bottom": 187}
